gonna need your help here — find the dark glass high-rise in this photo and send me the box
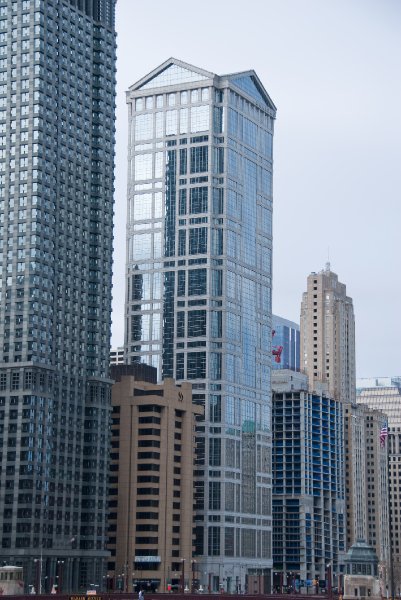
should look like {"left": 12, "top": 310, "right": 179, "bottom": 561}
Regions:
{"left": 0, "top": 0, "right": 116, "bottom": 591}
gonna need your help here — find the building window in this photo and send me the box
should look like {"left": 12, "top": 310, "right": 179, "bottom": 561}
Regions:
{"left": 190, "top": 187, "right": 208, "bottom": 213}
{"left": 209, "top": 481, "right": 221, "bottom": 510}
{"left": 187, "top": 310, "right": 206, "bottom": 337}
{"left": 187, "top": 352, "right": 206, "bottom": 379}
{"left": 190, "top": 146, "right": 208, "bottom": 173}
{"left": 209, "top": 437, "right": 221, "bottom": 466}
{"left": 208, "top": 526, "right": 220, "bottom": 556}
{"left": 189, "top": 227, "right": 207, "bottom": 254}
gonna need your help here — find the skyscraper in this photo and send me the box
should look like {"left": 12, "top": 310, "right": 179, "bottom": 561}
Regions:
{"left": 343, "top": 401, "right": 390, "bottom": 594}
{"left": 0, "top": 0, "right": 116, "bottom": 590}
{"left": 300, "top": 263, "right": 356, "bottom": 403}
{"left": 272, "top": 370, "right": 345, "bottom": 589}
{"left": 108, "top": 370, "right": 202, "bottom": 594}
{"left": 357, "top": 378, "right": 401, "bottom": 596}
{"left": 125, "top": 58, "right": 276, "bottom": 591}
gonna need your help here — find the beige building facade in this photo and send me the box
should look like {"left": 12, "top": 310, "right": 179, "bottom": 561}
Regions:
{"left": 357, "top": 379, "right": 401, "bottom": 597}
{"left": 300, "top": 264, "right": 356, "bottom": 403}
{"left": 344, "top": 403, "right": 390, "bottom": 593}
{"left": 108, "top": 372, "right": 203, "bottom": 593}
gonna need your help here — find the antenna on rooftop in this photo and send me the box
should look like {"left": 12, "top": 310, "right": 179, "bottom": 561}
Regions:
{"left": 325, "top": 247, "right": 331, "bottom": 272}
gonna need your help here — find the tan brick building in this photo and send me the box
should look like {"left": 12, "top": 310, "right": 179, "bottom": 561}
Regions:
{"left": 343, "top": 402, "right": 390, "bottom": 592}
{"left": 107, "top": 371, "right": 203, "bottom": 593}
{"left": 300, "top": 264, "right": 356, "bottom": 403}
{"left": 357, "top": 379, "right": 400, "bottom": 597}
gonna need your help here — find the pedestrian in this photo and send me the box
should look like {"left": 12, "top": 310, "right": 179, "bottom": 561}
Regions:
{"left": 139, "top": 590, "right": 144, "bottom": 600}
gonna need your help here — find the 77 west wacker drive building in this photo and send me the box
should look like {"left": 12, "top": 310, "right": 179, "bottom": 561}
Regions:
{"left": 125, "top": 58, "right": 276, "bottom": 592}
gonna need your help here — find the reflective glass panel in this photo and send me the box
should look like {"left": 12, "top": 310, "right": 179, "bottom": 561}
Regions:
{"left": 187, "top": 351, "right": 206, "bottom": 379}
{"left": 180, "top": 108, "right": 188, "bottom": 134}
{"left": 190, "top": 187, "right": 208, "bottom": 213}
{"left": 230, "top": 75, "right": 267, "bottom": 106}
{"left": 134, "top": 193, "right": 152, "bottom": 220}
{"left": 190, "top": 146, "right": 208, "bottom": 173}
{"left": 139, "top": 64, "right": 208, "bottom": 90}
{"left": 135, "top": 114, "right": 153, "bottom": 141}
{"left": 189, "top": 227, "right": 207, "bottom": 254}
{"left": 190, "top": 105, "right": 209, "bottom": 133}
{"left": 151, "top": 313, "right": 160, "bottom": 340}
{"left": 154, "top": 152, "right": 163, "bottom": 178}
{"left": 133, "top": 233, "right": 152, "bottom": 260}
{"left": 154, "top": 192, "right": 163, "bottom": 218}
{"left": 188, "top": 268, "right": 207, "bottom": 295}
{"left": 187, "top": 310, "right": 206, "bottom": 337}
{"left": 134, "top": 154, "right": 152, "bottom": 180}
{"left": 155, "top": 112, "right": 163, "bottom": 138}
{"left": 166, "top": 110, "right": 178, "bottom": 136}
{"left": 153, "top": 231, "right": 162, "bottom": 258}
{"left": 153, "top": 272, "right": 162, "bottom": 299}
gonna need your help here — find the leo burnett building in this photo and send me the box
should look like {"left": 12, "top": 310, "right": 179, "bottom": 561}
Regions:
{"left": 125, "top": 58, "right": 276, "bottom": 591}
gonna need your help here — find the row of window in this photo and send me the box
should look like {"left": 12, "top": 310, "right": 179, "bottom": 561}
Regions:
{"left": 135, "top": 88, "right": 211, "bottom": 112}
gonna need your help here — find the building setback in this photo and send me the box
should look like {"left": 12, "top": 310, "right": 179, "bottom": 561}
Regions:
{"left": 0, "top": 0, "right": 116, "bottom": 591}
{"left": 108, "top": 368, "right": 202, "bottom": 593}
{"left": 125, "top": 58, "right": 276, "bottom": 591}
{"left": 300, "top": 264, "right": 356, "bottom": 403}
{"left": 272, "top": 371, "right": 345, "bottom": 589}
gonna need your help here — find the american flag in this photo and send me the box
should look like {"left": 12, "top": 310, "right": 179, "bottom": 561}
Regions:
{"left": 380, "top": 422, "right": 388, "bottom": 448}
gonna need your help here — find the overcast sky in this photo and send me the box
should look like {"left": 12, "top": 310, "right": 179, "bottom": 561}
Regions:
{"left": 111, "top": 0, "right": 401, "bottom": 378}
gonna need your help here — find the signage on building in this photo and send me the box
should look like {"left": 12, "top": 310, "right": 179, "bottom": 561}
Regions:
{"left": 134, "top": 556, "right": 161, "bottom": 563}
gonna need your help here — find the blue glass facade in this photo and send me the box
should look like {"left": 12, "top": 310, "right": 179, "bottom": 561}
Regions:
{"left": 125, "top": 59, "right": 276, "bottom": 592}
{"left": 272, "top": 315, "right": 300, "bottom": 371}
{"left": 272, "top": 383, "right": 345, "bottom": 587}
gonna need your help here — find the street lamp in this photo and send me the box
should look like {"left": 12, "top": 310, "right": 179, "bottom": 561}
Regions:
{"left": 34, "top": 546, "right": 44, "bottom": 595}
{"left": 274, "top": 571, "right": 283, "bottom": 594}
{"left": 326, "top": 564, "right": 332, "bottom": 600}
{"left": 57, "top": 560, "right": 64, "bottom": 594}
{"left": 180, "top": 559, "right": 185, "bottom": 594}
{"left": 191, "top": 560, "right": 197, "bottom": 592}
{"left": 34, "top": 557, "right": 42, "bottom": 595}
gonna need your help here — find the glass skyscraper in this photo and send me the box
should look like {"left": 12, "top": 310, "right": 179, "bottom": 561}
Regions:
{"left": 125, "top": 58, "right": 276, "bottom": 592}
{"left": 0, "top": 0, "right": 116, "bottom": 591}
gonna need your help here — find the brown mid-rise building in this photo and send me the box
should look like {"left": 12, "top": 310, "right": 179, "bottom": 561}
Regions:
{"left": 107, "top": 369, "right": 203, "bottom": 593}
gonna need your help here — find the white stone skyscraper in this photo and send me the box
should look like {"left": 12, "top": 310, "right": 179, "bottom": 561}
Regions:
{"left": 0, "top": 0, "right": 116, "bottom": 591}
{"left": 300, "top": 263, "right": 356, "bottom": 403}
{"left": 125, "top": 58, "right": 276, "bottom": 592}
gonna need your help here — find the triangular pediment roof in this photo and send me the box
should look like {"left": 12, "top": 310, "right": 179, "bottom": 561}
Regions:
{"left": 129, "top": 58, "right": 215, "bottom": 92}
{"left": 225, "top": 70, "right": 276, "bottom": 112}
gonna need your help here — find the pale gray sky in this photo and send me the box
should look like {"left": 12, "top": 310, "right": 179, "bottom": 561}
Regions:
{"left": 112, "top": 0, "right": 401, "bottom": 378}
